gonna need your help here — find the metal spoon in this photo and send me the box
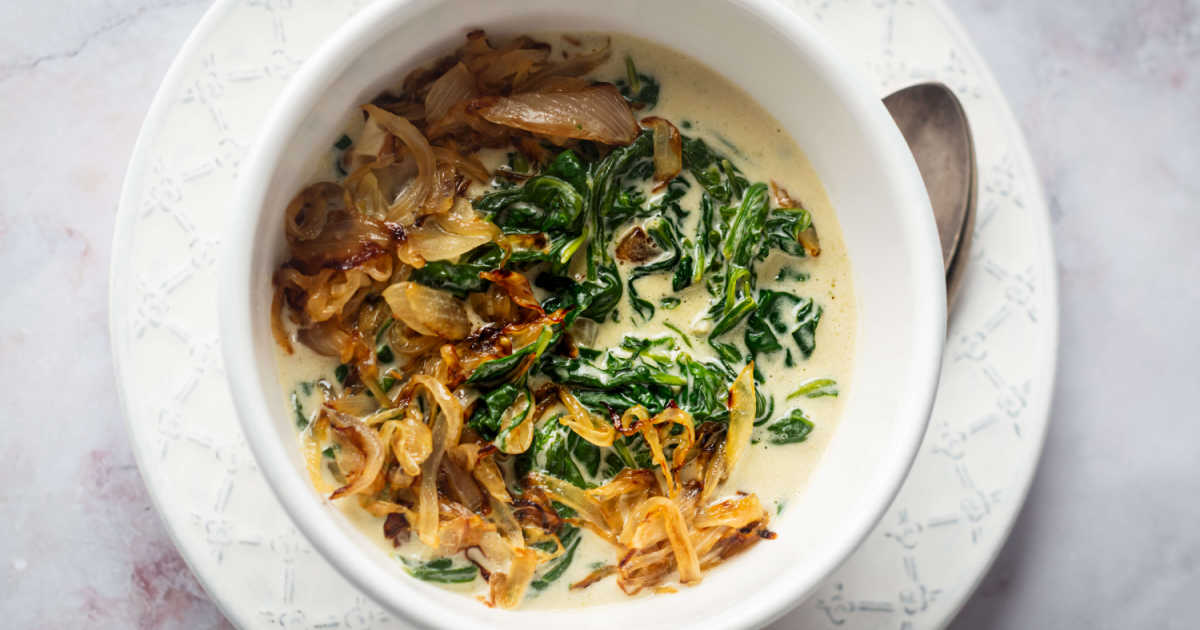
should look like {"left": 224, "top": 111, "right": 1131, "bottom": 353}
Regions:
{"left": 883, "top": 82, "right": 977, "bottom": 310}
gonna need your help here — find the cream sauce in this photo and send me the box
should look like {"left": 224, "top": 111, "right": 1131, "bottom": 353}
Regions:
{"left": 272, "top": 32, "right": 856, "bottom": 610}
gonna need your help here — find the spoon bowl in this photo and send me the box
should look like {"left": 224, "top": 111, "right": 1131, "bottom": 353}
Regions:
{"left": 884, "top": 82, "right": 977, "bottom": 308}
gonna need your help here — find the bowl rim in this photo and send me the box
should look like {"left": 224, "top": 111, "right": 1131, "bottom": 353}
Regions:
{"left": 220, "top": 0, "right": 945, "bottom": 627}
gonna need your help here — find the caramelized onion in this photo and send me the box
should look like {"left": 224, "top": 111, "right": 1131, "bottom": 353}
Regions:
{"left": 694, "top": 494, "right": 766, "bottom": 530}
{"left": 270, "top": 286, "right": 293, "bottom": 354}
{"left": 285, "top": 182, "right": 347, "bottom": 242}
{"left": 285, "top": 210, "right": 393, "bottom": 273}
{"left": 632, "top": 497, "right": 701, "bottom": 584}
{"left": 409, "top": 374, "right": 464, "bottom": 447}
{"left": 489, "top": 547, "right": 538, "bottom": 609}
{"left": 346, "top": 116, "right": 392, "bottom": 173}
{"left": 587, "top": 468, "right": 656, "bottom": 504}
{"left": 641, "top": 117, "right": 682, "bottom": 183}
{"left": 382, "top": 281, "right": 472, "bottom": 340}
{"left": 496, "top": 387, "right": 535, "bottom": 454}
{"left": 432, "top": 146, "right": 490, "bottom": 183}
{"left": 416, "top": 412, "right": 448, "bottom": 546}
{"left": 516, "top": 40, "right": 611, "bottom": 92}
{"left": 473, "top": 457, "right": 513, "bottom": 503}
{"left": 723, "top": 362, "right": 756, "bottom": 479}
{"left": 558, "top": 388, "right": 616, "bottom": 447}
{"left": 441, "top": 455, "right": 484, "bottom": 512}
{"left": 363, "top": 104, "right": 436, "bottom": 223}
{"left": 479, "top": 269, "right": 543, "bottom": 315}
{"left": 296, "top": 320, "right": 355, "bottom": 361}
{"left": 471, "top": 84, "right": 638, "bottom": 145}
{"left": 487, "top": 47, "right": 550, "bottom": 86}
{"left": 332, "top": 394, "right": 384, "bottom": 418}
{"left": 519, "top": 75, "right": 591, "bottom": 93}
{"left": 326, "top": 410, "right": 386, "bottom": 500}
{"left": 425, "top": 101, "right": 511, "bottom": 143}
{"left": 346, "top": 157, "right": 413, "bottom": 220}
{"left": 391, "top": 411, "right": 432, "bottom": 476}
{"left": 527, "top": 472, "right": 613, "bottom": 532}
{"left": 424, "top": 62, "right": 477, "bottom": 124}
{"left": 398, "top": 200, "right": 500, "bottom": 266}
{"left": 281, "top": 256, "right": 392, "bottom": 325}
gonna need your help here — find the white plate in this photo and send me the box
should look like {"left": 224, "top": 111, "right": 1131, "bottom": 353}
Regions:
{"left": 110, "top": 1, "right": 1057, "bottom": 628}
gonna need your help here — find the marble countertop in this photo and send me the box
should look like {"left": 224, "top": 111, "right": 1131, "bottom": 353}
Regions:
{"left": 1, "top": 0, "right": 1196, "bottom": 628}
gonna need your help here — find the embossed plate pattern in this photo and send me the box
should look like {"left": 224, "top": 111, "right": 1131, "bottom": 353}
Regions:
{"left": 110, "top": 1, "right": 1057, "bottom": 628}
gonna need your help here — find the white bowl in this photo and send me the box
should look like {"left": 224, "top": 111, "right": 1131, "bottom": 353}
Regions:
{"left": 220, "top": 0, "right": 945, "bottom": 627}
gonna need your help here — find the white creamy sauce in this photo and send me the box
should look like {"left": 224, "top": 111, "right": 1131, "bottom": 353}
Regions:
{"left": 273, "top": 32, "right": 856, "bottom": 610}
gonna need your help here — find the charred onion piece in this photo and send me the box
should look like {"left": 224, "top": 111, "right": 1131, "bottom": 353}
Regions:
{"left": 614, "top": 225, "right": 661, "bottom": 263}
{"left": 479, "top": 269, "right": 544, "bottom": 315}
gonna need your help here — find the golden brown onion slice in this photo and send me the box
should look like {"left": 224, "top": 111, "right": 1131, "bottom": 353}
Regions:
{"left": 382, "top": 281, "right": 472, "bottom": 340}
{"left": 723, "top": 361, "right": 755, "bottom": 479}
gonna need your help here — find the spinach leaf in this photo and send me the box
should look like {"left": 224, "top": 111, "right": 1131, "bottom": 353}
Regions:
{"left": 743, "top": 290, "right": 823, "bottom": 360}
{"left": 681, "top": 137, "right": 747, "bottom": 202}
{"left": 788, "top": 378, "right": 839, "bottom": 399}
{"left": 707, "top": 338, "right": 744, "bottom": 367}
{"left": 791, "top": 298, "right": 822, "bottom": 359}
{"left": 722, "top": 183, "right": 771, "bottom": 268}
{"left": 532, "top": 131, "right": 653, "bottom": 325}
{"left": 466, "top": 326, "right": 555, "bottom": 386}
{"left": 775, "top": 266, "right": 810, "bottom": 283}
{"left": 468, "top": 384, "right": 521, "bottom": 440}
{"left": 755, "top": 388, "right": 774, "bottom": 427}
{"left": 291, "top": 391, "right": 308, "bottom": 428}
{"left": 477, "top": 175, "right": 584, "bottom": 233}
{"left": 626, "top": 214, "right": 685, "bottom": 321}
{"left": 677, "top": 356, "right": 733, "bottom": 424}
{"left": 544, "top": 149, "right": 589, "bottom": 193}
{"left": 616, "top": 56, "right": 660, "bottom": 108}
{"left": 574, "top": 385, "right": 673, "bottom": 418}
{"left": 711, "top": 291, "right": 757, "bottom": 337}
{"left": 531, "top": 526, "right": 582, "bottom": 590}
{"left": 663, "top": 321, "right": 694, "bottom": 348}
{"left": 744, "top": 308, "right": 782, "bottom": 355}
{"left": 619, "top": 334, "right": 677, "bottom": 364}
{"left": 402, "top": 557, "right": 478, "bottom": 583}
{"left": 762, "top": 207, "right": 814, "bottom": 258}
{"left": 515, "top": 417, "right": 589, "bottom": 488}
{"left": 540, "top": 353, "right": 685, "bottom": 390}
{"left": 567, "top": 430, "right": 602, "bottom": 478}
{"left": 493, "top": 386, "right": 536, "bottom": 453}
{"left": 767, "top": 408, "right": 814, "bottom": 445}
{"left": 588, "top": 132, "right": 652, "bottom": 241}
{"left": 409, "top": 243, "right": 504, "bottom": 297}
